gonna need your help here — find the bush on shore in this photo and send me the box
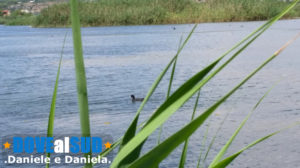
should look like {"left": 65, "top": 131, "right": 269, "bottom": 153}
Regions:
{"left": 0, "top": 10, "right": 35, "bottom": 25}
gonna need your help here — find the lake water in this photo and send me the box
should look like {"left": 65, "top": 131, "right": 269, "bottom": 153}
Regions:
{"left": 0, "top": 19, "right": 300, "bottom": 168}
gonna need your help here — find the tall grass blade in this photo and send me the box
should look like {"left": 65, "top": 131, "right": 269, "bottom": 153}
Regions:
{"left": 209, "top": 83, "right": 278, "bottom": 167}
{"left": 196, "top": 116, "right": 211, "bottom": 168}
{"left": 70, "top": 0, "right": 92, "bottom": 167}
{"left": 211, "top": 122, "right": 300, "bottom": 168}
{"left": 211, "top": 131, "right": 280, "bottom": 168}
{"left": 126, "top": 32, "right": 300, "bottom": 168}
{"left": 200, "top": 113, "right": 229, "bottom": 168}
{"left": 118, "top": 25, "right": 197, "bottom": 166}
{"left": 158, "top": 36, "right": 183, "bottom": 145}
{"left": 45, "top": 32, "right": 67, "bottom": 168}
{"left": 179, "top": 90, "right": 201, "bottom": 168}
{"left": 70, "top": 0, "right": 91, "bottom": 138}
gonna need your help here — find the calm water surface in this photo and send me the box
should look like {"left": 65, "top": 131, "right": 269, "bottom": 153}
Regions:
{"left": 0, "top": 19, "right": 300, "bottom": 167}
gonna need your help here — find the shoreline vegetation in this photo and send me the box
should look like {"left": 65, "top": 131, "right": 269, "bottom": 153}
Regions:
{"left": 1, "top": 0, "right": 300, "bottom": 27}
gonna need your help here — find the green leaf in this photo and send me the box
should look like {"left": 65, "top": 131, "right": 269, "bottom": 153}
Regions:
{"left": 45, "top": 32, "right": 67, "bottom": 168}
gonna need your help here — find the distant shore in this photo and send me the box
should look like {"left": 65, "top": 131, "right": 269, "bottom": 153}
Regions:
{"left": 1, "top": 0, "right": 300, "bottom": 27}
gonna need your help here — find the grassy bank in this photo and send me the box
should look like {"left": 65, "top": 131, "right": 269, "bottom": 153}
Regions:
{"left": 1, "top": 0, "right": 300, "bottom": 27}
{"left": 34, "top": 0, "right": 300, "bottom": 27}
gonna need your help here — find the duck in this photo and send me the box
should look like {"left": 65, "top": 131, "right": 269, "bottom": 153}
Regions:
{"left": 131, "top": 95, "right": 144, "bottom": 102}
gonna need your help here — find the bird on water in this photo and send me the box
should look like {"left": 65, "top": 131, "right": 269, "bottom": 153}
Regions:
{"left": 131, "top": 95, "right": 144, "bottom": 102}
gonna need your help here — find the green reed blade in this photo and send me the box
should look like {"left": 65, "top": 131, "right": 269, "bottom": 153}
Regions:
{"left": 200, "top": 113, "right": 229, "bottom": 168}
{"left": 70, "top": 0, "right": 91, "bottom": 138}
{"left": 126, "top": 31, "right": 300, "bottom": 168}
{"left": 45, "top": 32, "right": 67, "bottom": 168}
{"left": 211, "top": 131, "right": 280, "bottom": 168}
{"left": 70, "top": 0, "right": 92, "bottom": 167}
{"left": 209, "top": 83, "right": 278, "bottom": 167}
{"left": 179, "top": 90, "right": 201, "bottom": 168}
{"left": 158, "top": 36, "right": 183, "bottom": 145}
{"left": 211, "top": 122, "right": 300, "bottom": 168}
{"left": 196, "top": 119, "right": 210, "bottom": 168}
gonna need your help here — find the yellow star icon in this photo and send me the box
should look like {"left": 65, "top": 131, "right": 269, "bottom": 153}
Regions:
{"left": 3, "top": 142, "right": 11, "bottom": 149}
{"left": 104, "top": 142, "right": 111, "bottom": 149}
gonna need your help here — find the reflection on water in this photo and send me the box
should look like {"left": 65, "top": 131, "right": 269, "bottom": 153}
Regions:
{"left": 0, "top": 19, "right": 300, "bottom": 167}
